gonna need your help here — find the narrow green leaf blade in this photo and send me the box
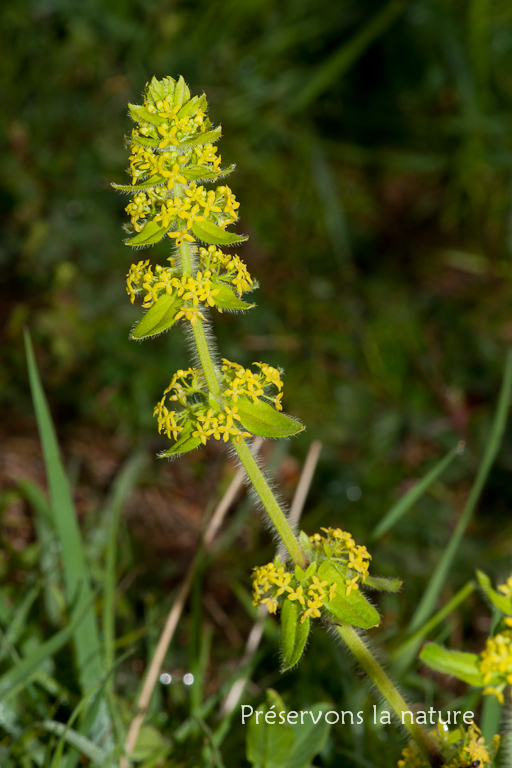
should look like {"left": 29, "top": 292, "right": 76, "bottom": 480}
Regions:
{"left": 371, "top": 447, "right": 457, "bottom": 540}
{"left": 24, "top": 330, "right": 104, "bottom": 695}
{"left": 236, "top": 398, "right": 304, "bottom": 438}
{"left": 0, "top": 602, "right": 87, "bottom": 701}
{"left": 39, "top": 721, "right": 109, "bottom": 765}
{"left": 408, "top": 350, "right": 512, "bottom": 633}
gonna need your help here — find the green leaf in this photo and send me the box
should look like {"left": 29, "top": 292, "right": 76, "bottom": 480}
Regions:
{"left": 130, "top": 293, "right": 181, "bottom": 340}
{"left": 0, "top": 599, "right": 88, "bottom": 701}
{"left": 419, "top": 643, "right": 485, "bottom": 686}
{"left": 180, "top": 126, "right": 223, "bottom": 147}
{"left": 280, "top": 599, "right": 310, "bottom": 671}
{"left": 476, "top": 570, "right": 512, "bottom": 616}
{"left": 127, "top": 219, "right": 170, "bottom": 246}
{"left": 128, "top": 104, "right": 166, "bottom": 126}
{"left": 191, "top": 219, "right": 247, "bottom": 245}
{"left": 282, "top": 704, "right": 332, "bottom": 768}
{"left": 158, "top": 423, "right": 202, "bottom": 459}
{"left": 318, "top": 561, "right": 380, "bottom": 629}
{"left": 212, "top": 283, "right": 254, "bottom": 310}
{"left": 176, "top": 95, "right": 202, "bottom": 119}
{"left": 247, "top": 704, "right": 294, "bottom": 768}
{"left": 130, "top": 134, "right": 160, "bottom": 149}
{"left": 112, "top": 174, "right": 166, "bottom": 192}
{"left": 181, "top": 164, "right": 233, "bottom": 181}
{"left": 408, "top": 350, "right": 512, "bottom": 634}
{"left": 24, "top": 331, "right": 105, "bottom": 695}
{"left": 236, "top": 398, "right": 304, "bottom": 438}
{"left": 371, "top": 446, "right": 457, "bottom": 540}
{"left": 172, "top": 75, "right": 190, "bottom": 107}
{"left": 364, "top": 575, "right": 402, "bottom": 592}
{"left": 146, "top": 75, "right": 174, "bottom": 105}
{"left": 298, "top": 531, "right": 314, "bottom": 560}
{"left": 0, "top": 582, "right": 40, "bottom": 662}
{"left": 39, "top": 721, "right": 109, "bottom": 765}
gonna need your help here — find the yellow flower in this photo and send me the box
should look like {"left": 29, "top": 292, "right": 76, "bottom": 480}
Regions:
{"left": 288, "top": 585, "right": 306, "bottom": 607}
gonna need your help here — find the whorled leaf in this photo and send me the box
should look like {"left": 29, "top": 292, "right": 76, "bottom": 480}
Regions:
{"left": 128, "top": 103, "right": 167, "bottom": 126}
{"left": 318, "top": 561, "right": 380, "bottom": 630}
{"left": 112, "top": 174, "right": 166, "bottom": 192}
{"left": 126, "top": 219, "right": 170, "bottom": 246}
{"left": 419, "top": 643, "right": 486, "bottom": 686}
{"left": 212, "top": 283, "right": 255, "bottom": 311}
{"left": 130, "top": 293, "right": 181, "bottom": 340}
{"left": 191, "top": 219, "right": 247, "bottom": 246}
{"left": 158, "top": 423, "right": 201, "bottom": 459}
{"left": 236, "top": 398, "right": 304, "bottom": 438}
{"left": 181, "top": 164, "right": 234, "bottom": 182}
{"left": 179, "top": 126, "right": 223, "bottom": 148}
{"left": 476, "top": 570, "right": 512, "bottom": 616}
{"left": 364, "top": 575, "right": 402, "bottom": 592}
{"left": 280, "top": 598, "right": 310, "bottom": 671}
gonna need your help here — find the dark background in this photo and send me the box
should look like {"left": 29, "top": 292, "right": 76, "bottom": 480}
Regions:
{"left": 2, "top": 0, "right": 512, "bottom": 764}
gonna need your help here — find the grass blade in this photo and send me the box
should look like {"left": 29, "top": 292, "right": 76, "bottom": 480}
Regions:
{"left": 24, "top": 329, "right": 104, "bottom": 693}
{"left": 371, "top": 447, "right": 458, "bottom": 540}
{"left": 0, "top": 582, "right": 40, "bottom": 662}
{"left": 18, "top": 478, "right": 63, "bottom": 625}
{"left": 24, "top": 329, "right": 112, "bottom": 750}
{"left": 39, "top": 721, "right": 109, "bottom": 765}
{"left": 408, "top": 349, "right": 512, "bottom": 633}
{"left": 290, "top": 0, "right": 405, "bottom": 111}
{"left": 0, "top": 600, "right": 88, "bottom": 701}
{"left": 103, "top": 452, "right": 146, "bottom": 676}
{"left": 392, "top": 581, "right": 475, "bottom": 673}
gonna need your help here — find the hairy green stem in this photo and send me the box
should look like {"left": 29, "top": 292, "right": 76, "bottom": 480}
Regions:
{"left": 179, "top": 240, "right": 305, "bottom": 567}
{"left": 180, "top": 240, "right": 222, "bottom": 398}
{"left": 232, "top": 437, "right": 307, "bottom": 569}
{"left": 336, "top": 624, "right": 444, "bottom": 768}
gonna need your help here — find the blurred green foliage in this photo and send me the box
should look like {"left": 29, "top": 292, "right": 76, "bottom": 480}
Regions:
{"left": 3, "top": 0, "right": 512, "bottom": 765}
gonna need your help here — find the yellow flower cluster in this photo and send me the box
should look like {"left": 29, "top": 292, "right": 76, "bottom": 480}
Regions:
{"left": 479, "top": 629, "right": 512, "bottom": 703}
{"left": 154, "top": 359, "right": 285, "bottom": 447}
{"left": 153, "top": 368, "right": 234, "bottom": 443}
{"left": 199, "top": 246, "right": 253, "bottom": 297}
{"left": 251, "top": 562, "right": 337, "bottom": 624}
{"left": 221, "top": 359, "right": 283, "bottom": 410}
{"left": 126, "top": 260, "right": 219, "bottom": 315}
{"left": 252, "top": 527, "right": 372, "bottom": 625}
{"left": 398, "top": 724, "right": 497, "bottom": 768}
{"left": 146, "top": 183, "right": 239, "bottom": 234}
{"left": 309, "top": 527, "right": 371, "bottom": 595}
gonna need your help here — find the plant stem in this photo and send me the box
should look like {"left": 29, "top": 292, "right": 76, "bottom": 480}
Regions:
{"left": 232, "top": 437, "right": 307, "bottom": 569}
{"left": 179, "top": 240, "right": 222, "bottom": 398}
{"left": 179, "top": 239, "right": 306, "bottom": 568}
{"left": 336, "top": 623, "right": 444, "bottom": 768}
